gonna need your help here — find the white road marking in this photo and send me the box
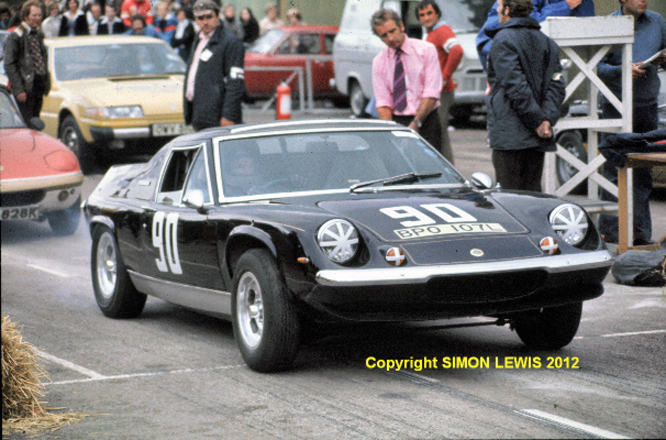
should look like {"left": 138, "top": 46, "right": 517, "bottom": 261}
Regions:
{"left": 517, "top": 409, "right": 630, "bottom": 439}
{"left": 26, "top": 264, "right": 71, "bottom": 278}
{"left": 574, "top": 329, "right": 666, "bottom": 339}
{"left": 35, "top": 349, "right": 105, "bottom": 380}
{"left": 36, "top": 348, "right": 243, "bottom": 386}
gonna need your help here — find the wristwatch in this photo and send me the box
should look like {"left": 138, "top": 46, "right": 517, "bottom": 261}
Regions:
{"left": 412, "top": 119, "right": 422, "bottom": 128}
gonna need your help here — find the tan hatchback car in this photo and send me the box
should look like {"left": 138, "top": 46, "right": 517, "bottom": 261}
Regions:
{"left": 40, "top": 36, "right": 190, "bottom": 173}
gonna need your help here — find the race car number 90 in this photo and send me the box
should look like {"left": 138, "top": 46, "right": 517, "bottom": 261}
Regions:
{"left": 152, "top": 212, "right": 182, "bottom": 274}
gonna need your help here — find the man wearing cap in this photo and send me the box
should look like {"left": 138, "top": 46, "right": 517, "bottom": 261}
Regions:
{"left": 184, "top": 0, "right": 245, "bottom": 131}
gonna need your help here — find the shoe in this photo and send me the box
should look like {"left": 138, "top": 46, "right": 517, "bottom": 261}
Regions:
{"left": 633, "top": 238, "right": 658, "bottom": 246}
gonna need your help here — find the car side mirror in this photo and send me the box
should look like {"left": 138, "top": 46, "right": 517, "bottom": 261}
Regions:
{"left": 183, "top": 189, "right": 207, "bottom": 213}
{"left": 471, "top": 172, "right": 494, "bottom": 190}
{"left": 29, "top": 117, "right": 45, "bottom": 131}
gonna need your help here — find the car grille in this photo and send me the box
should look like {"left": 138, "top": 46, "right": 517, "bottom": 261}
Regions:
{"left": 0, "top": 190, "right": 46, "bottom": 207}
{"left": 425, "top": 270, "right": 546, "bottom": 303}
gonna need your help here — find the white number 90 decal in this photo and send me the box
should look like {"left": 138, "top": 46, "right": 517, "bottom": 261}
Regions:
{"left": 152, "top": 212, "right": 182, "bottom": 274}
{"left": 380, "top": 204, "right": 476, "bottom": 227}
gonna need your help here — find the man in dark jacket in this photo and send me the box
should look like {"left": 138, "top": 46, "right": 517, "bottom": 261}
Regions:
{"left": 184, "top": 0, "right": 245, "bottom": 131}
{"left": 485, "top": 0, "right": 565, "bottom": 192}
{"left": 3, "top": 0, "right": 50, "bottom": 122}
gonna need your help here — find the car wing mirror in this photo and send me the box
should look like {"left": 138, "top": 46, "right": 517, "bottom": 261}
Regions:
{"left": 29, "top": 117, "right": 45, "bottom": 131}
{"left": 183, "top": 189, "right": 207, "bottom": 214}
{"left": 470, "top": 172, "right": 494, "bottom": 190}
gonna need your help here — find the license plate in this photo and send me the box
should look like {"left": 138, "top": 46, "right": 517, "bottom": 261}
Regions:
{"left": 1, "top": 206, "right": 40, "bottom": 221}
{"left": 152, "top": 123, "right": 190, "bottom": 137}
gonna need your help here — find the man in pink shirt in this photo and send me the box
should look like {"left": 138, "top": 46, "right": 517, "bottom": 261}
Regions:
{"left": 371, "top": 8, "right": 442, "bottom": 152}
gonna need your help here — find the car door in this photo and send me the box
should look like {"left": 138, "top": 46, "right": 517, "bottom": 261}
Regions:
{"left": 139, "top": 143, "right": 224, "bottom": 291}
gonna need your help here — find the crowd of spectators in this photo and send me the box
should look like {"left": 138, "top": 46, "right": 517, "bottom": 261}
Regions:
{"left": 0, "top": 1, "right": 297, "bottom": 57}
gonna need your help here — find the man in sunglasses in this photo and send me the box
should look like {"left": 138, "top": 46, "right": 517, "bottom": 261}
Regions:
{"left": 184, "top": 0, "right": 245, "bottom": 131}
{"left": 416, "top": 0, "right": 463, "bottom": 165}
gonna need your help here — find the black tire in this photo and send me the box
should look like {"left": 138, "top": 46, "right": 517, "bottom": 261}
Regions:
{"left": 46, "top": 196, "right": 81, "bottom": 235}
{"left": 513, "top": 302, "right": 583, "bottom": 350}
{"left": 231, "top": 249, "right": 300, "bottom": 372}
{"left": 349, "top": 81, "right": 368, "bottom": 118}
{"left": 91, "top": 225, "right": 146, "bottom": 319}
{"left": 556, "top": 130, "right": 587, "bottom": 195}
{"left": 59, "top": 115, "right": 97, "bottom": 175}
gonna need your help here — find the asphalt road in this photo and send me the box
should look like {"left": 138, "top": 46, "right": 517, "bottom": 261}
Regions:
{"left": 2, "top": 110, "right": 665, "bottom": 439}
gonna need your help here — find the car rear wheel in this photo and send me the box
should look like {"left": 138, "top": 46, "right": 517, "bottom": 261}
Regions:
{"left": 232, "top": 249, "right": 300, "bottom": 372}
{"left": 513, "top": 302, "right": 582, "bottom": 350}
{"left": 46, "top": 196, "right": 81, "bottom": 235}
{"left": 556, "top": 130, "right": 587, "bottom": 195}
{"left": 60, "top": 115, "right": 96, "bottom": 175}
{"left": 91, "top": 225, "right": 146, "bottom": 318}
{"left": 349, "top": 81, "right": 367, "bottom": 118}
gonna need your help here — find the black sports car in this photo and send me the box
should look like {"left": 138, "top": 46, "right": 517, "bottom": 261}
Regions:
{"left": 84, "top": 119, "right": 613, "bottom": 372}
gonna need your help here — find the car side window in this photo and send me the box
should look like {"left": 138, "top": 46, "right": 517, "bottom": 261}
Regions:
{"left": 157, "top": 147, "right": 200, "bottom": 205}
{"left": 277, "top": 34, "right": 320, "bottom": 55}
{"left": 182, "top": 149, "right": 212, "bottom": 205}
{"left": 324, "top": 34, "right": 335, "bottom": 55}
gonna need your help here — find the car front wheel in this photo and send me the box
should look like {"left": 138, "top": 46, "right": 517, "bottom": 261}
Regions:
{"left": 60, "top": 115, "right": 96, "bottom": 174}
{"left": 232, "top": 249, "right": 300, "bottom": 372}
{"left": 513, "top": 302, "right": 583, "bottom": 350}
{"left": 91, "top": 225, "right": 146, "bottom": 318}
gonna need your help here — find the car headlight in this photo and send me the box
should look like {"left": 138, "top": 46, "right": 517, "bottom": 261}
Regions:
{"left": 317, "top": 219, "right": 359, "bottom": 264}
{"left": 549, "top": 203, "right": 588, "bottom": 246}
{"left": 85, "top": 106, "right": 143, "bottom": 118}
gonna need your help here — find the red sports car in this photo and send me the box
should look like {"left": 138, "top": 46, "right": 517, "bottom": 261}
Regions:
{"left": 0, "top": 85, "right": 83, "bottom": 235}
{"left": 244, "top": 26, "right": 344, "bottom": 104}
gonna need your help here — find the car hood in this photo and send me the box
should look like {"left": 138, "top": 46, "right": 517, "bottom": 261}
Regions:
{"left": 318, "top": 193, "right": 528, "bottom": 242}
{"left": 58, "top": 75, "right": 184, "bottom": 114}
{"left": 315, "top": 193, "right": 549, "bottom": 265}
{"left": 0, "top": 128, "right": 81, "bottom": 181}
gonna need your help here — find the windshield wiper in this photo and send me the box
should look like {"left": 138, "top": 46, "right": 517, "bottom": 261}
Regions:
{"left": 350, "top": 172, "right": 442, "bottom": 193}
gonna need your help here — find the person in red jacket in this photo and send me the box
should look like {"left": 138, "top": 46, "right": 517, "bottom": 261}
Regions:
{"left": 120, "top": 0, "right": 154, "bottom": 27}
{"left": 416, "top": 0, "right": 463, "bottom": 164}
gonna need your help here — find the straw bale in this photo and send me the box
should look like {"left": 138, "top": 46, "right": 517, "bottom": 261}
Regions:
{"left": 2, "top": 315, "right": 94, "bottom": 436}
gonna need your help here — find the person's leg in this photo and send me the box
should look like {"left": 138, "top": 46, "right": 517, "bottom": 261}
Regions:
{"left": 437, "top": 90, "right": 455, "bottom": 164}
{"left": 418, "top": 109, "right": 442, "bottom": 153}
{"left": 519, "top": 149, "right": 545, "bottom": 192}
{"left": 492, "top": 149, "right": 522, "bottom": 190}
{"left": 631, "top": 104, "right": 658, "bottom": 243}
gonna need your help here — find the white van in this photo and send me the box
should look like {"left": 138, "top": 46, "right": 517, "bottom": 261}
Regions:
{"left": 333, "top": 0, "right": 491, "bottom": 120}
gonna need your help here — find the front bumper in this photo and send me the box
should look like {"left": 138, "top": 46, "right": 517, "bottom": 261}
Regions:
{"left": 307, "top": 251, "right": 612, "bottom": 321}
{"left": 0, "top": 173, "right": 83, "bottom": 219}
{"left": 316, "top": 251, "right": 612, "bottom": 287}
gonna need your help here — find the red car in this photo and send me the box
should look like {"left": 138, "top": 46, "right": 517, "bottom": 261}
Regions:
{"left": 0, "top": 85, "right": 83, "bottom": 235}
{"left": 244, "top": 26, "right": 344, "bottom": 104}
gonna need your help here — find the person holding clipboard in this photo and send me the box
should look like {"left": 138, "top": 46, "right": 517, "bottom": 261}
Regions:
{"left": 597, "top": 0, "right": 666, "bottom": 246}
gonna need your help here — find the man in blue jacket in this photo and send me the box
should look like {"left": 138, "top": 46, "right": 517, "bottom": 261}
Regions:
{"left": 476, "top": 0, "right": 594, "bottom": 71}
{"left": 485, "top": 0, "right": 566, "bottom": 192}
{"left": 597, "top": 0, "right": 666, "bottom": 245}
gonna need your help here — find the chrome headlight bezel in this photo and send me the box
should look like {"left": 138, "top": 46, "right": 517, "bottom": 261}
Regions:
{"left": 549, "top": 203, "right": 589, "bottom": 247}
{"left": 317, "top": 219, "right": 360, "bottom": 264}
{"left": 85, "top": 105, "right": 144, "bottom": 119}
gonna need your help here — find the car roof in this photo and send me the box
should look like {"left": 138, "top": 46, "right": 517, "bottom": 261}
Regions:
{"left": 45, "top": 35, "right": 167, "bottom": 47}
{"left": 171, "top": 119, "right": 409, "bottom": 144}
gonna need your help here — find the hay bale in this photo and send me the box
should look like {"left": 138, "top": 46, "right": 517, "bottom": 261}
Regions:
{"left": 1, "top": 314, "right": 47, "bottom": 420}
{"left": 2, "top": 315, "right": 93, "bottom": 436}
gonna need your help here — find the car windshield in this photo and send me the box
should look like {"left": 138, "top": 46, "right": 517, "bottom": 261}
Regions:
{"left": 53, "top": 42, "right": 186, "bottom": 81}
{"left": 219, "top": 130, "right": 465, "bottom": 198}
{"left": 0, "top": 91, "right": 27, "bottom": 129}
{"left": 247, "top": 29, "right": 286, "bottom": 54}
